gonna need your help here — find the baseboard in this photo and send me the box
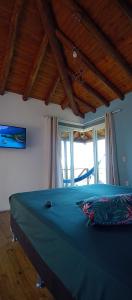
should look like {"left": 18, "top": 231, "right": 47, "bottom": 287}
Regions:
{"left": 0, "top": 209, "right": 10, "bottom": 214}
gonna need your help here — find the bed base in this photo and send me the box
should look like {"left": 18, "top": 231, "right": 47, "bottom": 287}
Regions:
{"left": 10, "top": 214, "right": 75, "bottom": 300}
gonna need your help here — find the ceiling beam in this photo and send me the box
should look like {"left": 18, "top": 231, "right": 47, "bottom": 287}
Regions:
{"left": 74, "top": 95, "right": 96, "bottom": 113}
{"left": 68, "top": 69, "right": 109, "bottom": 107}
{"left": 118, "top": 0, "right": 132, "bottom": 23}
{"left": 45, "top": 75, "right": 60, "bottom": 105}
{"left": 60, "top": 0, "right": 132, "bottom": 76}
{"left": 61, "top": 97, "right": 85, "bottom": 116}
{"left": 64, "top": 94, "right": 96, "bottom": 113}
{"left": 67, "top": 101, "right": 85, "bottom": 118}
{"left": 0, "top": 0, "right": 24, "bottom": 94}
{"left": 76, "top": 107, "right": 84, "bottom": 118}
{"left": 36, "top": 0, "right": 80, "bottom": 116}
{"left": 56, "top": 29, "right": 124, "bottom": 100}
{"left": 23, "top": 35, "right": 48, "bottom": 101}
{"left": 61, "top": 94, "right": 96, "bottom": 112}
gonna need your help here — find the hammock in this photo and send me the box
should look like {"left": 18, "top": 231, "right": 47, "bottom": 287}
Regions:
{"left": 63, "top": 166, "right": 94, "bottom": 184}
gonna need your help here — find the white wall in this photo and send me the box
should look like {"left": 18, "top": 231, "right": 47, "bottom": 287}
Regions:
{"left": 0, "top": 92, "right": 82, "bottom": 211}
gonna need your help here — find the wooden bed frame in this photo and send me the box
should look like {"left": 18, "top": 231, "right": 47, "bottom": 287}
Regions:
{"left": 10, "top": 214, "right": 75, "bottom": 300}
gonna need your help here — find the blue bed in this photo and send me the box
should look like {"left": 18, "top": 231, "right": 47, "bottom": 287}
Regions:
{"left": 9, "top": 184, "right": 132, "bottom": 300}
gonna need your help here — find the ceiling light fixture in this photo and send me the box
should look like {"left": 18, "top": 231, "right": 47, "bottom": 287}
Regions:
{"left": 72, "top": 48, "right": 78, "bottom": 58}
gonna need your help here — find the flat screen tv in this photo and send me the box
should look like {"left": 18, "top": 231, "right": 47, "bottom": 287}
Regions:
{"left": 0, "top": 124, "right": 26, "bottom": 149}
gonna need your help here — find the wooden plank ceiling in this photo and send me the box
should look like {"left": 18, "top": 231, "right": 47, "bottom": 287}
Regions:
{"left": 0, "top": 0, "right": 132, "bottom": 118}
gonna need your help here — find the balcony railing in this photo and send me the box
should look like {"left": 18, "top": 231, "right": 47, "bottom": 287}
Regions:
{"left": 62, "top": 167, "right": 106, "bottom": 185}
{"left": 62, "top": 167, "right": 92, "bottom": 186}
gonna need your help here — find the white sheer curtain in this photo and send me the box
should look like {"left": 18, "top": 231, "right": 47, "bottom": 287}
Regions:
{"left": 43, "top": 116, "right": 63, "bottom": 188}
{"left": 105, "top": 112, "right": 119, "bottom": 185}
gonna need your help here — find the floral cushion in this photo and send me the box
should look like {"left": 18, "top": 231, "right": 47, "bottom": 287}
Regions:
{"left": 78, "top": 194, "right": 132, "bottom": 225}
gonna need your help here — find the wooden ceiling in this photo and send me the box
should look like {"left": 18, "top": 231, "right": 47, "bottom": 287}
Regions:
{"left": 0, "top": 0, "right": 132, "bottom": 118}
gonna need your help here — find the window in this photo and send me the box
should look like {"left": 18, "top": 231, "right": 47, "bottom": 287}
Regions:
{"left": 60, "top": 123, "right": 106, "bottom": 186}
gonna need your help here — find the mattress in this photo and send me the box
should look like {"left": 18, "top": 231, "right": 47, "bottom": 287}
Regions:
{"left": 9, "top": 184, "right": 132, "bottom": 300}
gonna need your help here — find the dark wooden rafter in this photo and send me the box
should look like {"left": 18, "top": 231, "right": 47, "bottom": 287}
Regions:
{"left": 56, "top": 29, "right": 124, "bottom": 100}
{"left": 75, "top": 106, "right": 84, "bottom": 118}
{"left": 118, "top": 0, "right": 132, "bottom": 23}
{"left": 60, "top": 0, "right": 132, "bottom": 76}
{"left": 62, "top": 95, "right": 96, "bottom": 113}
{"left": 74, "top": 95, "right": 96, "bottom": 113}
{"left": 36, "top": 0, "right": 81, "bottom": 117}
{"left": 23, "top": 35, "right": 48, "bottom": 100}
{"left": 45, "top": 75, "right": 60, "bottom": 105}
{"left": 68, "top": 69, "right": 109, "bottom": 107}
{"left": 65, "top": 101, "right": 84, "bottom": 118}
{"left": 0, "top": 0, "right": 24, "bottom": 95}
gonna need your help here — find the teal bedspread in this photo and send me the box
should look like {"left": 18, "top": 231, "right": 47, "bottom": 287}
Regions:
{"left": 9, "top": 184, "right": 132, "bottom": 300}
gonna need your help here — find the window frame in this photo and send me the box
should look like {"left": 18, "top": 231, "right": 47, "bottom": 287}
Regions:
{"left": 59, "top": 122, "right": 105, "bottom": 186}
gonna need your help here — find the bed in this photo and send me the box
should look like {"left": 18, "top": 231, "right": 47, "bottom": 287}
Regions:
{"left": 9, "top": 184, "right": 132, "bottom": 300}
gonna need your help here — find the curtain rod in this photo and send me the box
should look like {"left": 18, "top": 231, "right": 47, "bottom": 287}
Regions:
{"left": 58, "top": 119, "right": 84, "bottom": 127}
{"left": 59, "top": 109, "right": 121, "bottom": 128}
{"left": 84, "top": 109, "right": 121, "bottom": 127}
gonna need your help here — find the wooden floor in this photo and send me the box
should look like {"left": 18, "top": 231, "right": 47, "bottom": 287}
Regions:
{"left": 0, "top": 211, "right": 55, "bottom": 300}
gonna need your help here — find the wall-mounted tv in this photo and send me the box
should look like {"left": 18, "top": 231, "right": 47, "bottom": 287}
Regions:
{"left": 0, "top": 124, "right": 26, "bottom": 149}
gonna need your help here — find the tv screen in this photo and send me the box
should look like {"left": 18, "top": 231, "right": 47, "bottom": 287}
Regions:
{"left": 0, "top": 125, "right": 26, "bottom": 149}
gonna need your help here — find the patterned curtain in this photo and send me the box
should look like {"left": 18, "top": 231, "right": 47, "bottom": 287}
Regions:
{"left": 43, "top": 116, "right": 63, "bottom": 188}
{"left": 105, "top": 112, "right": 119, "bottom": 185}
